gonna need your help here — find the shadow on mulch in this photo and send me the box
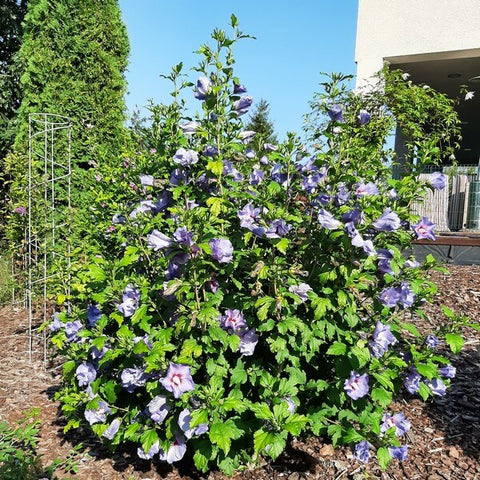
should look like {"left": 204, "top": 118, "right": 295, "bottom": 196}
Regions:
{"left": 42, "top": 382, "right": 321, "bottom": 480}
{"left": 425, "top": 347, "right": 480, "bottom": 460}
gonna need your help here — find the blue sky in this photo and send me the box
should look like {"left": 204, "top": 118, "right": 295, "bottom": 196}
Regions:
{"left": 118, "top": 1, "right": 359, "bottom": 140}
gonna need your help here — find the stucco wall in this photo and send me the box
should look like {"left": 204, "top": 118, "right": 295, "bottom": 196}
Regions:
{"left": 355, "top": 0, "right": 480, "bottom": 86}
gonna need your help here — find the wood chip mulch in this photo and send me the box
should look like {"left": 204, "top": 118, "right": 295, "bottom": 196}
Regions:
{"left": 0, "top": 265, "right": 478, "bottom": 479}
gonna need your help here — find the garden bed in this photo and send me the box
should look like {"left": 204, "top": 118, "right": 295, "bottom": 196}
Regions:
{"left": 0, "top": 265, "right": 478, "bottom": 480}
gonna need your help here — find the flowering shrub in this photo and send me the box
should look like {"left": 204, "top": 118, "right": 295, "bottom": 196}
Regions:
{"left": 49, "top": 18, "right": 475, "bottom": 474}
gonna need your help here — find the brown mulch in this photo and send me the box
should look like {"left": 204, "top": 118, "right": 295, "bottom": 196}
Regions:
{"left": 0, "top": 265, "right": 479, "bottom": 480}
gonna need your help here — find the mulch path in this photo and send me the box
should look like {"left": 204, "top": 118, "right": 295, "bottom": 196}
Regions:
{"left": 0, "top": 265, "right": 478, "bottom": 480}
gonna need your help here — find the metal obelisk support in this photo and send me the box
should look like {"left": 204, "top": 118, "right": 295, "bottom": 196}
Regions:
{"left": 27, "top": 113, "right": 72, "bottom": 365}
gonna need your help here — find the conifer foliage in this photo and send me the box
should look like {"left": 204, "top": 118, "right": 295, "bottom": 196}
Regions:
{"left": 13, "top": 0, "right": 130, "bottom": 165}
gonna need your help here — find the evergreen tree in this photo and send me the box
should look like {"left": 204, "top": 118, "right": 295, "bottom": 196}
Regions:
{"left": 0, "top": 0, "right": 27, "bottom": 158}
{"left": 245, "top": 98, "right": 277, "bottom": 153}
{"left": 13, "top": 0, "right": 130, "bottom": 165}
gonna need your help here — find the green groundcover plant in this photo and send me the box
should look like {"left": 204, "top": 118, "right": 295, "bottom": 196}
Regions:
{"left": 47, "top": 18, "right": 477, "bottom": 475}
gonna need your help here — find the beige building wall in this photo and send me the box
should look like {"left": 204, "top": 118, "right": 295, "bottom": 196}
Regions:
{"left": 355, "top": 0, "right": 480, "bottom": 87}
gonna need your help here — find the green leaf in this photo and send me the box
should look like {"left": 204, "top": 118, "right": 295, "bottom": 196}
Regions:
{"left": 418, "top": 382, "right": 430, "bottom": 401}
{"left": 283, "top": 414, "right": 308, "bottom": 435}
{"left": 192, "top": 438, "right": 212, "bottom": 473}
{"left": 206, "top": 197, "right": 224, "bottom": 217}
{"left": 209, "top": 420, "right": 243, "bottom": 454}
{"left": 140, "top": 428, "right": 159, "bottom": 453}
{"left": 371, "top": 387, "right": 392, "bottom": 407}
{"left": 377, "top": 446, "right": 391, "bottom": 470}
{"left": 343, "top": 427, "right": 364, "bottom": 443}
{"left": 251, "top": 402, "right": 273, "bottom": 420}
{"left": 230, "top": 358, "right": 247, "bottom": 385}
{"left": 442, "top": 305, "right": 456, "bottom": 319}
{"left": 206, "top": 160, "right": 223, "bottom": 176}
{"left": 326, "top": 341, "right": 347, "bottom": 355}
{"left": 256, "top": 296, "right": 274, "bottom": 321}
{"left": 416, "top": 363, "right": 437, "bottom": 379}
{"left": 445, "top": 333, "right": 464, "bottom": 354}
{"left": 275, "top": 237, "right": 289, "bottom": 254}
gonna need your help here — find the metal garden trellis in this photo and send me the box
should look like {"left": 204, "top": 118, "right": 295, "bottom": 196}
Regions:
{"left": 25, "top": 113, "right": 72, "bottom": 365}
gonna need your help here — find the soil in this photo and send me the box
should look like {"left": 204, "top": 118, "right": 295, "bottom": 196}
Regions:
{"left": 0, "top": 265, "right": 479, "bottom": 480}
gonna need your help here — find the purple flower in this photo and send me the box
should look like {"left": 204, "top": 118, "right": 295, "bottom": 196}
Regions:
{"left": 238, "top": 204, "right": 261, "bottom": 229}
{"left": 112, "top": 213, "right": 125, "bottom": 224}
{"left": 404, "top": 371, "right": 421, "bottom": 394}
{"left": 355, "top": 182, "right": 378, "bottom": 197}
{"left": 389, "top": 445, "right": 408, "bottom": 461}
{"left": 288, "top": 283, "right": 312, "bottom": 303}
{"left": 14, "top": 206, "right": 27, "bottom": 216}
{"left": 270, "top": 163, "right": 288, "bottom": 186}
{"left": 233, "top": 82, "right": 247, "bottom": 94}
{"left": 318, "top": 209, "right": 342, "bottom": 230}
{"left": 178, "top": 409, "right": 208, "bottom": 439}
{"left": 139, "top": 174, "right": 154, "bottom": 186}
{"left": 373, "top": 209, "right": 402, "bottom": 232}
{"left": 156, "top": 191, "right": 172, "bottom": 212}
{"left": 233, "top": 96, "right": 253, "bottom": 116}
{"left": 173, "top": 148, "right": 199, "bottom": 167}
{"left": 147, "top": 230, "right": 172, "bottom": 251}
{"left": 404, "top": 258, "right": 420, "bottom": 269}
{"left": 130, "top": 200, "right": 157, "bottom": 218}
{"left": 102, "top": 418, "right": 121, "bottom": 440}
{"left": 301, "top": 172, "right": 327, "bottom": 193}
{"left": 174, "top": 227, "right": 194, "bottom": 247}
{"left": 379, "top": 286, "right": 401, "bottom": 308}
{"left": 222, "top": 160, "right": 243, "bottom": 181}
{"left": 121, "top": 367, "right": 148, "bottom": 392}
{"left": 206, "top": 277, "right": 219, "bottom": 293}
{"left": 250, "top": 168, "right": 264, "bottom": 185}
{"left": 358, "top": 110, "right": 371, "bottom": 125}
{"left": 245, "top": 148, "right": 256, "bottom": 159}
{"left": 137, "top": 442, "right": 160, "bottom": 460}
{"left": 118, "top": 285, "right": 141, "bottom": 317}
{"left": 160, "top": 363, "right": 195, "bottom": 398}
{"left": 333, "top": 184, "right": 351, "bottom": 206}
{"left": 427, "top": 378, "right": 447, "bottom": 396}
{"left": 203, "top": 145, "right": 218, "bottom": 157}
{"left": 49, "top": 313, "right": 63, "bottom": 332}
{"left": 238, "top": 130, "right": 256, "bottom": 142}
{"left": 84, "top": 400, "right": 111, "bottom": 425}
{"left": 398, "top": 282, "right": 415, "bottom": 308}
{"left": 377, "top": 248, "right": 394, "bottom": 275}
{"left": 194, "top": 76, "right": 211, "bottom": 100}
{"left": 209, "top": 238, "right": 233, "bottom": 263}
{"left": 284, "top": 397, "right": 296, "bottom": 414}
{"left": 76, "top": 362, "right": 97, "bottom": 387}
{"left": 265, "top": 219, "right": 292, "bottom": 238}
{"left": 87, "top": 305, "right": 102, "bottom": 327}
{"left": 91, "top": 344, "right": 108, "bottom": 361}
{"left": 238, "top": 328, "right": 259, "bottom": 356}
{"left": 429, "top": 172, "right": 447, "bottom": 190}
{"left": 147, "top": 395, "right": 170, "bottom": 424}
{"left": 170, "top": 168, "right": 188, "bottom": 187}
{"left": 219, "top": 309, "right": 246, "bottom": 332}
{"left": 439, "top": 364, "right": 456, "bottom": 378}
{"left": 159, "top": 435, "right": 187, "bottom": 464}
{"left": 328, "top": 104, "right": 343, "bottom": 122}
{"left": 354, "top": 440, "right": 371, "bottom": 463}
{"left": 65, "top": 320, "right": 83, "bottom": 342}
{"left": 425, "top": 334, "right": 441, "bottom": 349}
{"left": 264, "top": 143, "right": 278, "bottom": 152}
{"left": 179, "top": 121, "right": 199, "bottom": 135}
{"left": 369, "top": 321, "right": 397, "bottom": 358}
{"left": 344, "top": 371, "right": 369, "bottom": 400}
{"left": 380, "top": 412, "right": 411, "bottom": 436}
{"left": 412, "top": 217, "right": 436, "bottom": 241}
{"left": 342, "top": 208, "right": 363, "bottom": 225}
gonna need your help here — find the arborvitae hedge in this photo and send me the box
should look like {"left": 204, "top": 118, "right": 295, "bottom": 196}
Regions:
{"left": 14, "top": 0, "right": 130, "bottom": 166}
